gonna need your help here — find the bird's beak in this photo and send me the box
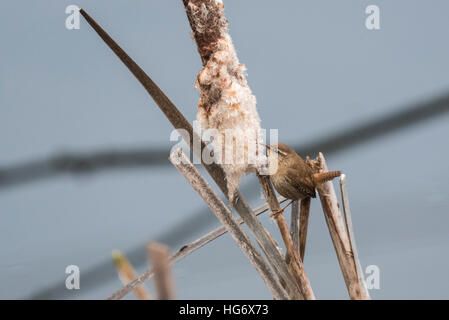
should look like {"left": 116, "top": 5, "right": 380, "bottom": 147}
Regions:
{"left": 260, "top": 143, "right": 270, "bottom": 150}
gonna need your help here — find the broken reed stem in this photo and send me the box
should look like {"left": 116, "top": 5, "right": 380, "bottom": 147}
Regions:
{"left": 290, "top": 200, "right": 300, "bottom": 256}
{"left": 79, "top": 8, "right": 302, "bottom": 300}
{"left": 257, "top": 174, "right": 315, "bottom": 300}
{"left": 147, "top": 242, "right": 176, "bottom": 300}
{"left": 299, "top": 197, "right": 311, "bottom": 262}
{"left": 314, "top": 152, "right": 370, "bottom": 300}
{"left": 339, "top": 174, "right": 370, "bottom": 298}
{"left": 170, "top": 149, "right": 288, "bottom": 299}
{"left": 111, "top": 250, "right": 151, "bottom": 300}
{"left": 107, "top": 196, "right": 287, "bottom": 300}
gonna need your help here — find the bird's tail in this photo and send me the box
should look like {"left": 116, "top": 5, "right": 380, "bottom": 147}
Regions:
{"left": 313, "top": 170, "right": 341, "bottom": 185}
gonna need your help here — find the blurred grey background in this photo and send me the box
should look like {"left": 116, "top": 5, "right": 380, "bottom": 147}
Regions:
{"left": 1, "top": 0, "right": 448, "bottom": 299}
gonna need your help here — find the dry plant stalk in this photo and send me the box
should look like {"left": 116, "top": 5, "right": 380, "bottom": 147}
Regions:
{"left": 79, "top": 8, "right": 301, "bottom": 300}
{"left": 147, "top": 242, "right": 176, "bottom": 300}
{"left": 170, "top": 149, "right": 288, "bottom": 299}
{"left": 257, "top": 174, "right": 315, "bottom": 300}
{"left": 312, "top": 153, "right": 370, "bottom": 300}
{"left": 290, "top": 198, "right": 311, "bottom": 262}
{"left": 111, "top": 250, "right": 151, "bottom": 300}
{"left": 290, "top": 200, "right": 300, "bottom": 255}
{"left": 298, "top": 198, "right": 311, "bottom": 262}
{"left": 107, "top": 196, "right": 287, "bottom": 300}
{"left": 339, "top": 174, "right": 369, "bottom": 298}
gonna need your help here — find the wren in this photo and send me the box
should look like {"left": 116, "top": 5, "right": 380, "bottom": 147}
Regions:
{"left": 266, "top": 143, "right": 341, "bottom": 205}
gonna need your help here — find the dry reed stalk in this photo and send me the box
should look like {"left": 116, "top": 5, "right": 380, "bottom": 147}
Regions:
{"left": 257, "top": 174, "right": 315, "bottom": 300}
{"left": 290, "top": 198, "right": 311, "bottom": 262}
{"left": 107, "top": 196, "right": 287, "bottom": 300}
{"left": 312, "top": 152, "right": 370, "bottom": 300}
{"left": 290, "top": 200, "right": 300, "bottom": 255}
{"left": 79, "top": 8, "right": 303, "bottom": 300}
{"left": 339, "top": 174, "right": 370, "bottom": 298}
{"left": 111, "top": 250, "right": 151, "bottom": 300}
{"left": 170, "top": 149, "right": 288, "bottom": 299}
{"left": 299, "top": 198, "right": 311, "bottom": 262}
{"left": 147, "top": 242, "right": 176, "bottom": 300}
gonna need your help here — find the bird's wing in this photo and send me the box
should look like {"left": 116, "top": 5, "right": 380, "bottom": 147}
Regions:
{"left": 285, "top": 167, "right": 316, "bottom": 198}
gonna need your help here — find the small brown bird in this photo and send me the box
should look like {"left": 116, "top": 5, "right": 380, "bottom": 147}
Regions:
{"left": 266, "top": 143, "right": 341, "bottom": 208}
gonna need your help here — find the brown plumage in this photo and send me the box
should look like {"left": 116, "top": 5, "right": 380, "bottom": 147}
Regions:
{"left": 266, "top": 143, "right": 341, "bottom": 201}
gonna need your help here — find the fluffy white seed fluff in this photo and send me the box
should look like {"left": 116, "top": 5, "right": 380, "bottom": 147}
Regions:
{"left": 191, "top": 4, "right": 267, "bottom": 201}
